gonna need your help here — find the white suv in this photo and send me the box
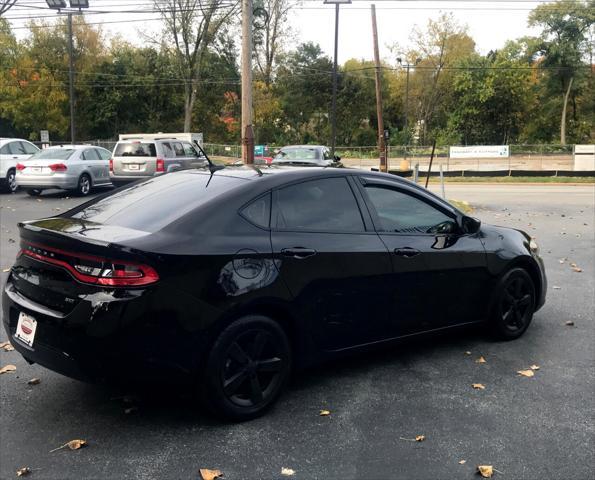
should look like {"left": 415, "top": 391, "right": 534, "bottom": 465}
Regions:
{"left": 0, "top": 138, "right": 40, "bottom": 193}
{"left": 111, "top": 134, "right": 206, "bottom": 185}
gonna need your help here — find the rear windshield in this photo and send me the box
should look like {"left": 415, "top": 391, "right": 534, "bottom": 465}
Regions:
{"left": 30, "top": 149, "right": 76, "bottom": 160}
{"left": 70, "top": 172, "right": 245, "bottom": 233}
{"left": 114, "top": 142, "right": 156, "bottom": 157}
{"left": 275, "top": 148, "right": 321, "bottom": 161}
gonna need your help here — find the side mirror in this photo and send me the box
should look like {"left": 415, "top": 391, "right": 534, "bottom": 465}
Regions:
{"left": 461, "top": 216, "right": 481, "bottom": 234}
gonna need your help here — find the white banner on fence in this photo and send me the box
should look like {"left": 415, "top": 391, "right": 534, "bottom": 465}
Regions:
{"left": 449, "top": 145, "right": 509, "bottom": 159}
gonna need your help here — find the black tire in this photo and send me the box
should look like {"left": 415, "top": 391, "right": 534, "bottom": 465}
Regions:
{"left": 76, "top": 174, "right": 92, "bottom": 196}
{"left": 202, "top": 315, "right": 291, "bottom": 421}
{"left": 488, "top": 268, "right": 536, "bottom": 340}
{"left": 5, "top": 169, "right": 17, "bottom": 193}
{"left": 25, "top": 188, "right": 42, "bottom": 196}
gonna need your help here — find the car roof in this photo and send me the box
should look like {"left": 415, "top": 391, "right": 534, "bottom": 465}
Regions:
{"left": 0, "top": 138, "right": 36, "bottom": 147}
{"left": 42, "top": 145, "right": 102, "bottom": 150}
{"left": 279, "top": 145, "right": 326, "bottom": 150}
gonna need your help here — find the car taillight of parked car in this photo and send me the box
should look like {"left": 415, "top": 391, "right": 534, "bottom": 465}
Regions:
{"left": 16, "top": 163, "right": 25, "bottom": 171}
{"left": 49, "top": 163, "right": 67, "bottom": 172}
{"left": 109, "top": 159, "right": 113, "bottom": 172}
{"left": 156, "top": 158, "right": 165, "bottom": 172}
{"left": 19, "top": 242, "right": 159, "bottom": 287}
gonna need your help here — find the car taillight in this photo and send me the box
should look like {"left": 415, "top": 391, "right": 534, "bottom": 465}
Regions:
{"left": 16, "top": 163, "right": 25, "bottom": 171}
{"left": 19, "top": 242, "right": 159, "bottom": 287}
{"left": 156, "top": 158, "right": 165, "bottom": 172}
{"left": 49, "top": 163, "right": 67, "bottom": 172}
{"left": 109, "top": 159, "right": 113, "bottom": 172}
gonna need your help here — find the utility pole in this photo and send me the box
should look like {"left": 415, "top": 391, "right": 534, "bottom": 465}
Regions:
{"left": 241, "top": 0, "right": 254, "bottom": 164}
{"left": 371, "top": 4, "right": 386, "bottom": 173}
{"left": 67, "top": 12, "right": 75, "bottom": 144}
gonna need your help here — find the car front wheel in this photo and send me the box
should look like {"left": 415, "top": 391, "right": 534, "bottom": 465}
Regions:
{"left": 489, "top": 267, "right": 535, "bottom": 340}
{"left": 202, "top": 315, "right": 291, "bottom": 421}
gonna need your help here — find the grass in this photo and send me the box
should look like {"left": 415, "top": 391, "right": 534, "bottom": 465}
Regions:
{"left": 447, "top": 199, "right": 474, "bottom": 214}
{"left": 426, "top": 176, "right": 595, "bottom": 183}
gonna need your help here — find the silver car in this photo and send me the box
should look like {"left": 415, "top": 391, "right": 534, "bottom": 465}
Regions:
{"left": 15, "top": 145, "right": 112, "bottom": 196}
{"left": 272, "top": 145, "right": 338, "bottom": 167}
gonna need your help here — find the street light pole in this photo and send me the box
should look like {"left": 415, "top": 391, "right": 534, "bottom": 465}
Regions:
{"left": 325, "top": 0, "right": 350, "bottom": 159}
{"left": 241, "top": 0, "right": 254, "bottom": 164}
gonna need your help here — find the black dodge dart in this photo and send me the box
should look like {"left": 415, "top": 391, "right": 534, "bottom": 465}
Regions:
{"left": 2, "top": 167, "right": 546, "bottom": 420}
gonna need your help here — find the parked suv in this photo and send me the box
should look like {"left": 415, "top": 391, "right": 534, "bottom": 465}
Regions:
{"left": 110, "top": 133, "right": 206, "bottom": 184}
{"left": 0, "top": 138, "right": 40, "bottom": 193}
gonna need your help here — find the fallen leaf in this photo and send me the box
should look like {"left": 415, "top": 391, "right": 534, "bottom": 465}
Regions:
{"left": 477, "top": 465, "right": 494, "bottom": 478}
{"left": 50, "top": 439, "right": 87, "bottom": 453}
{"left": 552, "top": 286, "right": 561, "bottom": 290}
{"left": 0, "top": 364, "right": 16, "bottom": 374}
{"left": 281, "top": 467, "right": 296, "bottom": 476}
{"left": 0, "top": 341, "right": 14, "bottom": 351}
{"left": 8, "top": 238, "right": 15, "bottom": 243}
{"left": 415, "top": 435, "right": 425, "bottom": 442}
{"left": 16, "top": 467, "right": 31, "bottom": 477}
{"left": 517, "top": 369, "right": 535, "bottom": 377}
{"left": 465, "top": 351, "right": 472, "bottom": 355}
{"left": 2, "top": 268, "right": 10, "bottom": 273}
{"left": 199, "top": 469, "right": 222, "bottom": 480}
{"left": 572, "top": 267, "right": 582, "bottom": 273}
{"left": 319, "top": 409, "right": 331, "bottom": 416}
{"left": 475, "top": 356, "right": 487, "bottom": 364}
{"left": 570, "top": 262, "right": 577, "bottom": 267}
{"left": 459, "top": 460, "right": 467, "bottom": 465}
{"left": 529, "top": 365, "right": 540, "bottom": 371}
{"left": 565, "top": 321, "right": 575, "bottom": 326}
{"left": 472, "top": 383, "right": 485, "bottom": 390}
{"left": 28, "top": 378, "right": 41, "bottom": 385}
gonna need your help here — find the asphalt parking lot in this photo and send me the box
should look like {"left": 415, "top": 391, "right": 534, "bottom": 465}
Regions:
{"left": 1, "top": 184, "right": 594, "bottom": 480}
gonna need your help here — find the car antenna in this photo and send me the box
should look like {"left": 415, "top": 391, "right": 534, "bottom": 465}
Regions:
{"left": 193, "top": 140, "right": 224, "bottom": 173}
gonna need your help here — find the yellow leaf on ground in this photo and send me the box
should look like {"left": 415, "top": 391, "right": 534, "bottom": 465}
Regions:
{"left": 67, "top": 439, "right": 87, "bottom": 450}
{"left": 1, "top": 268, "right": 10, "bottom": 273}
{"left": 472, "top": 383, "right": 485, "bottom": 390}
{"left": 517, "top": 369, "right": 535, "bottom": 377}
{"left": 475, "top": 356, "right": 487, "bottom": 364}
{"left": 0, "top": 364, "right": 16, "bottom": 374}
{"left": 16, "top": 467, "right": 31, "bottom": 477}
{"left": 28, "top": 378, "right": 41, "bottom": 385}
{"left": 415, "top": 435, "right": 425, "bottom": 442}
{"left": 0, "top": 341, "right": 14, "bottom": 351}
{"left": 530, "top": 365, "right": 540, "bottom": 371}
{"left": 281, "top": 467, "right": 296, "bottom": 476}
{"left": 319, "top": 410, "right": 331, "bottom": 416}
{"left": 477, "top": 465, "right": 494, "bottom": 478}
{"left": 199, "top": 469, "right": 223, "bottom": 480}
{"left": 572, "top": 267, "right": 582, "bottom": 273}
{"left": 459, "top": 460, "right": 466, "bottom": 465}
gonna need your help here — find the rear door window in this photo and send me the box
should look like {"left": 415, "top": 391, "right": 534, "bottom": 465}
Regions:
{"left": 172, "top": 142, "right": 185, "bottom": 157}
{"left": 95, "top": 148, "right": 111, "bottom": 160}
{"left": 274, "top": 177, "right": 364, "bottom": 232}
{"left": 82, "top": 148, "right": 99, "bottom": 160}
{"left": 114, "top": 142, "right": 156, "bottom": 157}
{"left": 21, "top": 142, "right": 39, "bottom": 154}
{"left": 161, "top": 142, "right": 175, "bottom": 158}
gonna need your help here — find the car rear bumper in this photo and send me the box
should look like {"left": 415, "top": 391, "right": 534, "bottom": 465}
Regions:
{"left": 16, "top": 174, "right": 77, "bottom": 190}
{"left": 2, "top": 276, "right": 203, "bottom": 383}
{"left": 109, "top": 173, "right": 161, "bottom": 184}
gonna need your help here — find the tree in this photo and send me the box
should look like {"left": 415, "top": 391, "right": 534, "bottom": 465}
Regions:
{"left": 253, "top": 0, "right": 294, "bottom": 86}
{"left": 154, "top": 0, "right": 238, "bottom": 132}
{"left": 0, "top": 1, "right": 17, "bottom": 17}
{"left": 528, "top": 0, "right": 594, "bottom": 144}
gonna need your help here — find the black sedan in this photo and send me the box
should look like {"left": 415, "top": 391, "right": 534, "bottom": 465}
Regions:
{"left": 2, "top": 167, "right": 546, "bottom": 420}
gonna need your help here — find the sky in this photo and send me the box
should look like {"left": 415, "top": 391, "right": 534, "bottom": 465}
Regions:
{"left": 4, "top": 0, "right": 544, "bottom": 63}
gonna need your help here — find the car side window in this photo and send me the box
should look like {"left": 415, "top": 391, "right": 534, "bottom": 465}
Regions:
{"left": 364, "top": 185, "right": 454, "bottom": 234}
{"left": 172, "top": 142, "right": 185, "bottom": 157}
{"left": 274, "top": 177, "right": 364, "bottom": 232}
{"left": 240, "top": 193, "right": 271, "bottom": 228}
{"left": 13, "top": 142, "right": 27, "bottom": 154}
{"left": 21, "top": 142, "right": 39, "bottom": 154}
{"left": 323, "top": 148, "right": 331, "bottom": 160}
{"left": 82, "top": 148, "right": 99, "bottom": 160}
{"left": 95, "top": 148, "right": 110, "bottom": 160}
{"left": 182, "top": 142, "right": 199, "bottom": 157}
{"left": 0, "top": 144, "right": 10, "bottom": 155}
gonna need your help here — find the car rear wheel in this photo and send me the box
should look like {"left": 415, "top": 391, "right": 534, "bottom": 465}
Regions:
{"left": 25, "top": 188, "right": 42, "bottom": 196}
{"left": 202, "top": 315, "right": 291, "bottom": 421}
{"left": 489, "top": 268, "right": 535, "bottom": 340}
{"left": 5, "top": 169, "right": 17, "bottom": 193}
{"left": 76, "top": 174, "right": 91, "bottom": 196}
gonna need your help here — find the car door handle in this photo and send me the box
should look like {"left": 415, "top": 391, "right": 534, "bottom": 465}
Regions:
{"left": 394, "top": 247, "right": 421, "bottom": 258}
{"left": 281, "top": 247, "right": 317, "bottom": 259}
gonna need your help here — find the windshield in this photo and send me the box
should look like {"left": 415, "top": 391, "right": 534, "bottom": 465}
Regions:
{"left": 274, "top": 147, "right": 321, "bottom": 162}
{"left": 29, "top": 148, "right": 76, "bottom": 160}
{"left": 114, "top": 142, "right": 157, "bottom": 157}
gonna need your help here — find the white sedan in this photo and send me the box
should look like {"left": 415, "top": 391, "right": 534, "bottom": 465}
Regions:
{"left": 0, "top": 138, "right": 40, "bottom": 193}
{"left": 16, "top": 145, "right": 113, "bottom": 196}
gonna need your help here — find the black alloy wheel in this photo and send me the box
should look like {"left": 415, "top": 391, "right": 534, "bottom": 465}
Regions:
{"left": 203, "top": 315, "right": 291, "bottom": 421}
{"left": 490, "top": 268, "right": 535, "bottom": 339}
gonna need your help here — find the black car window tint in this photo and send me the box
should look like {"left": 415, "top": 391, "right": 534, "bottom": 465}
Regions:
{"left": 365, "top": 186, "right": 453, "bottom": 234}
{"left": 275, "top": 177, "right": 364, "bottom": 232}
{"left": 241, "top": 194, "right": 271, "bottom": 228}
{"left": 115, "top": 142, "right": 156, "bottom": 157}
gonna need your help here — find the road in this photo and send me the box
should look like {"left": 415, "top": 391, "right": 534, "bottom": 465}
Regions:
{"left": 1, "top": 184, "right": 594, "bottom": 479}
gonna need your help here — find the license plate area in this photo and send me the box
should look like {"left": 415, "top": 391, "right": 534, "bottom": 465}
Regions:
{"left": 127, "top": 164, "right": 140, "bottom": 170}
{"left": 30, "top": 167, "right": 42, "bottom": 174}
{"left": 15, "top": 312, "right": 38, "bottom": 347}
